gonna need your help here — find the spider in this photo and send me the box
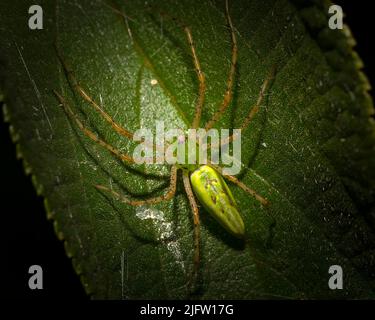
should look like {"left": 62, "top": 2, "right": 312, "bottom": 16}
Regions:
{"left": 53, "top": 0, "right": 275, "bottom": 291}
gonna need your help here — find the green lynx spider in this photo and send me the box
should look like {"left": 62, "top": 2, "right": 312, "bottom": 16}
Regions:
{"left": 53, "top": 0, "right": 275, "bottom": 289}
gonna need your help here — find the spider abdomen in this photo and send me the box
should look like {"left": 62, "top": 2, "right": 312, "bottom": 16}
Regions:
{"left": 190, "top": 165, "right": 245, "bottom": 238}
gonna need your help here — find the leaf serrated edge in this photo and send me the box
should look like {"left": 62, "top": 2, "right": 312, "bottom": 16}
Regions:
{"left": 1, "top": 0, "right": 374, "bottom": 298}
{"left": 1, "top": 101, "right": 94, "bottom": 297}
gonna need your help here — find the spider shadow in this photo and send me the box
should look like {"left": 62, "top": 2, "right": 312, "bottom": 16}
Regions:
{"left": 235, "top": 88, "right": 270, "bottom": 181}
{"left": 146, "top": 9, "right": 206, "bottom": 118}
{"left": 200, "top": 203, "right": 276, "bottom": 253}
{"left": 55, "top": 40, "right": 183, "bottom": 248}
{"left": 225, "top": 70, "right": 277, "bottom": 248}
{"left": 65, "top": 91, "right": 171, "bottom": 195}
{"left": 200, "top": 207, "right": 246, "bottom": 251}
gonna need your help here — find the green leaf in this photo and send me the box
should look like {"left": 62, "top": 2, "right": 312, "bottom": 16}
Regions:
{"left": 1, "top": 0, "right": 375, "bottom": 299}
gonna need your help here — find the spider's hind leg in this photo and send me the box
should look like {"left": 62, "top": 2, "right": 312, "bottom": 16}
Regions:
{"left": 209, "top": 163, "right": 269, "bottom": 206}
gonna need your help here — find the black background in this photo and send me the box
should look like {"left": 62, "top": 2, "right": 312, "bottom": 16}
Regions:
{"left": 2, "top": 1, "right": 374, "bottom": 300}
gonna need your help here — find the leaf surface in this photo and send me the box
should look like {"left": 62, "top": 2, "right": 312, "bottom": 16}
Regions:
{"left": 1, "top": 0, "right": 375, "bottom": 299}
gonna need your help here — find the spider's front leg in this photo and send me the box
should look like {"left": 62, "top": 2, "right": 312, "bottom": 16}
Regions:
{"left": 204, "top": 0, "right": 238, "bottom": 131}
{"left": 209, "top": 65, "right": 276, "bottom": 150}
{"left": 55, "top": 42, "right": 134, "bottom": 140}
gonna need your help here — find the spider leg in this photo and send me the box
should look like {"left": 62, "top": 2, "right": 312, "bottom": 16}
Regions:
{"left": 182, "top": 170, "right": 200, "bottom": 291}
{"left": 207, "top": 65, "right": 276, "bottom": 150}
{"left": 54, "top": 90, "right": 135, "bottom": 164}
{"left": 55, "top": 43, "right": 166, "bottom": 158}
{"left": 95, "top": 165, "right": 178, "bottom": 206}
{"left": 238, "top": 66, "right": 275, "bottom": 132}
{"left": 204, "top": 0, "right": 237, "bottom": 131}
{"left": 144, "top": 7, "right": 206, "bottom": 129}
{"left": 55, "top": 43, "right": 134, "bottom": 139}
{"left": 224, "top": 174, "right": 269, "bottom": 206}
{"left": 185, "top": 26, "right": 206, "bottom": 129}
{"left": 209, "top": 163, "right": 269, "bottom": 206}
